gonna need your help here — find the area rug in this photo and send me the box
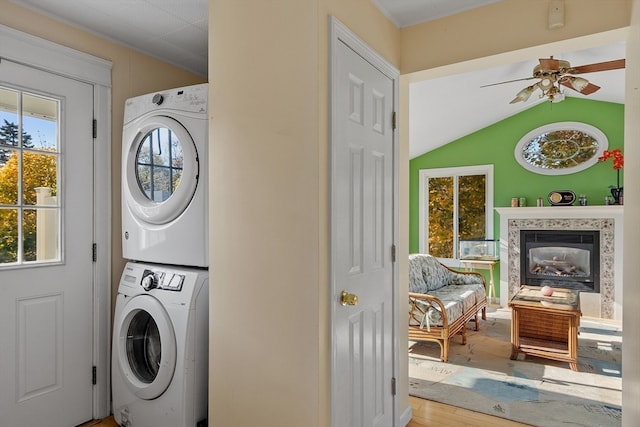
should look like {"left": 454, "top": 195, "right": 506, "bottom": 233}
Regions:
{"left": 409, "top": 309, "right": 622, "bottom": 427}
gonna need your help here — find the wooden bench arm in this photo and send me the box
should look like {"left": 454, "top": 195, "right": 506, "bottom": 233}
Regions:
{"left": 408, "top": 292, "right": 450, "bottom": 329}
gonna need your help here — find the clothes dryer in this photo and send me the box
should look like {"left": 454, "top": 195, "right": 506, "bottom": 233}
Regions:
{"left": 112, "top": 262, "right": 208, "bottom": 427}
{"left": 122, "top": 83, "right": 208, "bottom": 267}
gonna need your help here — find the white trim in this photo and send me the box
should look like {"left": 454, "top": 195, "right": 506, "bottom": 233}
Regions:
{"left": 399, "top": 405, "right": 413, "bottom": 426}
{"left": 92, "top": 83, "right": 112, "bottom": 418}
{"left": 1, "top": 23, "right": 112, "bottom": 419}
{"left": 329, "top": 16, "right": 401, "bottom": 427}
{"left": 0, "top": 25, "right": 111, "bottom": 88}
{"left": 514, "top": 122, "right": 608, "bottom": 175}
{"left": 418, "top": 164, "right": 494, "bottom": 261}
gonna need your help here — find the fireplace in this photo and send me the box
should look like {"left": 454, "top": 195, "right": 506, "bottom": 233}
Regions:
{"left": 520, "top": 230, "right": 599, "bottom": 292}
{"left": 496, "top": 206, "right": 623, "bottom": 320}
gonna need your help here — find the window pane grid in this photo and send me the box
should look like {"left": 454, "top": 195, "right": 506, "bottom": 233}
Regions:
{"left": 0, "top": 86, "right": 61, "bottom": 266}
{"left": 420, "top": 166, "right": 491, "bottom": 261}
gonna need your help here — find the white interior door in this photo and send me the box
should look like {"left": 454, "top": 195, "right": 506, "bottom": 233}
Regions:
{"left": 331, "top": 23, "right": 397, "bottom": 427}
{"left": 0, "top": 59, "right": 94, "bottom": 426}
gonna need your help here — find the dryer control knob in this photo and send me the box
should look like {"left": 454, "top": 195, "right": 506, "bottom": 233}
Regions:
{"left": 152, "top": 94, "right": 164, "bottom": 105}
{"left": 141, "top": 271, "right": 157, "bottom": 291}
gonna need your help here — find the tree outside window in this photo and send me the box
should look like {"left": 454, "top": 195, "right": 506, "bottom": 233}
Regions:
{"left": 419, "top": 165, "right": 493, "bottom": 261}
{"left": 0, "top": 88, "right": 59, "bottom": 265}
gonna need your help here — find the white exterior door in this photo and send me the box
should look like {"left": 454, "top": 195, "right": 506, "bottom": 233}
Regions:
{"left": 331, "top": 20, "right": 398, "bottom": 427}
{"left": 0, "top": 59, "right": 95, "bottom": 426}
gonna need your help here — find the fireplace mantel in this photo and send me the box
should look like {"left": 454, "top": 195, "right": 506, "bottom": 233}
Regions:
{"left": 496, "top": 206, "right": 623, "bottom": 320}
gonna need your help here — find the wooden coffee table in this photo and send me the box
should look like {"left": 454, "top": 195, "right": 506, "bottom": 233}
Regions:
{"left": 509, "top": 285, "right": 581, "bottom": 371}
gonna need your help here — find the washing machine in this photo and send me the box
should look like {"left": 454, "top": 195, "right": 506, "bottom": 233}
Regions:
{"left": 122, "top": 83, "right": 208, "bottom": 267}
{"left": 111, "top": 262, "right": 208, "bottom": 427}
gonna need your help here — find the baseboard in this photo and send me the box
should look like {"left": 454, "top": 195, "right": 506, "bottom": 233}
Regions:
{"left": 399, "top": 404, "right": 413, "bottom": 426}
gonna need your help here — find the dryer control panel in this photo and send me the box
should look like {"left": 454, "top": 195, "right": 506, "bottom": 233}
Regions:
{"left": 141, "top": 269, "right": 184, "bottom": 292}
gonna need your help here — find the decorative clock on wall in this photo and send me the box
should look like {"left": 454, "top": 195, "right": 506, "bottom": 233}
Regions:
{"left": 514, "top": 122, "right": 608, "bottom": 175}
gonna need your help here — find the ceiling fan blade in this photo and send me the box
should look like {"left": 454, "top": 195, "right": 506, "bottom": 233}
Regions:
{"left": 571, "top": 59, "right": 625, "bottom": 74}
{"left": 480, "top": 76, "right": 536, "bottom": 88}
{"left": 561, "top": 80, "right": 601, "bottom": 95}
{"left": 577, "top": 82, "right": 600, "bottom": 95}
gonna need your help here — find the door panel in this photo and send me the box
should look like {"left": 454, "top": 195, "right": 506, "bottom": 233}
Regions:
{"left": 332, "top": 38, "right": 395, "bottom": 427}
{"left": 0, "top": 59, "right": 94, "bottom": 427}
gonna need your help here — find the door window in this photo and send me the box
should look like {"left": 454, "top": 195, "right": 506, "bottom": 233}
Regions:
{"left": 0, "top": 86, "right": 60, "bottom": 266}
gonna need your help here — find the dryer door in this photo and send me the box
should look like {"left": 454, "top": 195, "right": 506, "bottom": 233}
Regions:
{"left": 115, "top": 294, "right": 177, "bottom": 400}
{"left": 123, "top": 115, "right": 199, "bottom": 225}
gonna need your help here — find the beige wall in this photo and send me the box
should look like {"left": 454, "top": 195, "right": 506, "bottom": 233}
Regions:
{"left": 623, "top": 2, "right": 640, "bottom": 426}
{"left": 209, "top": 0, "right": 401, "bottom": 426}
{"left": 0, "top": 0, "right": 205, "bottom": 309}
{"left": 400, "top": 0, "right": 632, "bottom": 74}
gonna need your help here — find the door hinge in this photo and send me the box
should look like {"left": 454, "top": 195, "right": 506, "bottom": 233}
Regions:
{"left": 92, "top": 366, "right": 97, "bottom": 385}
{"left": 92, "top": 119, "right": 97, "bottom": 138}
{"left": 391, "top": 244, "right": 396, "bottom": 263}
{"left": 391, "top": 377, "right": 396, "bottom": 395}
{"left": 92, "top": 243, "right": 97, "bottom": 262}
{"left": 392, "top": 111, "right": 397, "bottom": 130}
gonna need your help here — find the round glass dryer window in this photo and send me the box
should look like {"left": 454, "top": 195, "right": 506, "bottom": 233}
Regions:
{"left": 123, "top": 116, "right": 199, "bottom": 225}
{"left": 126, "top": 310, "right": 161, "bottom": 383}
{"left": 136, "top": 127, "right": 184, "bottom": 203}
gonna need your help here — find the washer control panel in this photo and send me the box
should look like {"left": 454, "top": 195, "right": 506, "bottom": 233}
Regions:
{"left": 141, "top": 269, "right": 185, "bottom": 292}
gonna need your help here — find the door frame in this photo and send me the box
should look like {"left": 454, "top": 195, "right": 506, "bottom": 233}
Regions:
{"left": 329, "top": 16, "right": 402, "bottom": 426}
{"left": 0, "top": 24, "right": 112, "bottom": 419}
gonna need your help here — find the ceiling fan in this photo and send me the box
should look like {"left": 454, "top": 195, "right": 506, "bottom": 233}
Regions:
{"left": 483, "top": 57, "right": 626, "bottom": 104}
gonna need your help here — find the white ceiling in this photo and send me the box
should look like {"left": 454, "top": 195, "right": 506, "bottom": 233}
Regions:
{"left": 8, "top": 0, "right": 625, "bottom": 159}
{"left": 372, "top": 0, "right": 501, "bottom": 28}
{"left": 8, "top": 0, "right": 208, "bottom": 77}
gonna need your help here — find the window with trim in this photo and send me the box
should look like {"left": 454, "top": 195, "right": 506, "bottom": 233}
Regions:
{"left": 419, "top": 165, "right": 493, "bottom": 261}
{"left": 0, "top": 86, "right": 60, "bottom": 266}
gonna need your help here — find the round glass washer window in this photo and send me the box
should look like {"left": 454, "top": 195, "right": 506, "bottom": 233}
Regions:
{"left": 136, "top": 127, "right": 183, "bottom": 202}
{"left": 514, "top": 122, "right": 608, "bottom": 175}
{"left": 126, "top": 309, "right": 161, "bottom": 384}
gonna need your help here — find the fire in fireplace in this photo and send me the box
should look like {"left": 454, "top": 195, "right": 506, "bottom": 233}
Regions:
{"left": 520, "top": 230, "right": 600, "bottom": 293}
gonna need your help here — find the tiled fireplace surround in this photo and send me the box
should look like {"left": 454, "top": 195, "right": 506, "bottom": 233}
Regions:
{"left": 496, "top": 206, "right": 624, "bottom": 320}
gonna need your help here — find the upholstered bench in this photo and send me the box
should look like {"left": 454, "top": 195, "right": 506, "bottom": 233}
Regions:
{"left": 408, "top": 253, "right": 487, "bottom": 362}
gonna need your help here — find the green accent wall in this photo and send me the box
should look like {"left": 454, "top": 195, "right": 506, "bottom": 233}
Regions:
{"left": 409, "top": 98, "right": 624, "bottom": 296}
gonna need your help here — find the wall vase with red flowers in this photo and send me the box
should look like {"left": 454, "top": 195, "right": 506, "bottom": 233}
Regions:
{"left": 598, "top": 148, "right": 624, "bottom": 205}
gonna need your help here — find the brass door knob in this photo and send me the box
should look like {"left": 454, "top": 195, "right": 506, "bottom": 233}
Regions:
{"left": 340, "top": 291, "right": 358, "bottom": 306}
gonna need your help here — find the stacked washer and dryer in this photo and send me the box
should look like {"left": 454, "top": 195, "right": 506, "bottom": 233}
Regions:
{"left": 112, "top": 84, "right": 209, "bottom": 427}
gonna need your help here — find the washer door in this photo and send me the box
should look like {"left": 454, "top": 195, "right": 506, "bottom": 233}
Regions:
{"left": 116, "top": 294, "right": 177, "bottom": 400}
{"left": 123, "top": 115, "right": 199, "bottom": 225}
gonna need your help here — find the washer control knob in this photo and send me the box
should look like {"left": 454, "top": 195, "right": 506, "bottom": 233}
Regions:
{"left": 141, "top": 271, "right": 157, "bottom": 291}
{"left": 152, "top": 93, "right": 164, "bottom": 105}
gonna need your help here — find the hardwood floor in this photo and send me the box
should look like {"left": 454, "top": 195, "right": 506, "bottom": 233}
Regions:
{"left": 78, "top": 417, "right": 119, "bottom": 427}
{"left": 408, "top": 396, "right": 533, "bottom": 427}
{"left": 81, "top": 397, "right": 532, "bottom": 427}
